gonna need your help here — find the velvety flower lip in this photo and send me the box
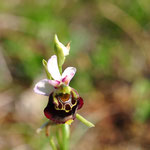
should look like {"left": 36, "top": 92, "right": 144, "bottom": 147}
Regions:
{"left": 44, "top": 91, "right": 83, "bottom": 124}
{"left": 34, "top": 55, "right": 76, "bottom": 96}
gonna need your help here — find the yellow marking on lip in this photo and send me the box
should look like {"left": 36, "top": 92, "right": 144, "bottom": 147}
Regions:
{"left": 53, "top": 96, "right": 59, "bottom": 106}
{"left": 55, "top": 106, "right": 72, "bottom": 113}
{"left": 65, "top": 119, "right": 74, "bottom": 125}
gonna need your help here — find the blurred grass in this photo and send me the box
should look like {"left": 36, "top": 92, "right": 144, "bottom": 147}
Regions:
{"left": 1, "top": 0, "right": 150, "bottom": 149}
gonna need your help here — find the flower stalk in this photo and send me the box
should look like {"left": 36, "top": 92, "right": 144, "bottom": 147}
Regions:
{"left": 62, "top": 124, "right": 70, "bottom": 150}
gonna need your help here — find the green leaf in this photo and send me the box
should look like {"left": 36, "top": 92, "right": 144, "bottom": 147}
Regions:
{"left": 76, "top": 113, "right": 95, "bottom": 128}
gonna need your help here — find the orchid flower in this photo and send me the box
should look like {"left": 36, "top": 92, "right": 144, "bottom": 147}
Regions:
{"left": 34, "top": 55, "right": 83, "bottom": 123}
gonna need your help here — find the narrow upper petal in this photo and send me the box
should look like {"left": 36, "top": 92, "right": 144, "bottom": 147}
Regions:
{"left": 47, "top": 55, "right": 61, "bottom": 81}
{"left": 62, "top": 67, "right": 76, "bottom": 85}
{"left": 34, "top": 79, "right": 53, "bottom": 96}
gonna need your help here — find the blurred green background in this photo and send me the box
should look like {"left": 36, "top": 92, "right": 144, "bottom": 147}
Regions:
{"left": 1, "top": 0, "right": 150, "bottom": 149}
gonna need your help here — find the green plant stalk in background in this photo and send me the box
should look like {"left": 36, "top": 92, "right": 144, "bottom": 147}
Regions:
{"left": 49, "top": 136, "right": 57, "bottom": 150}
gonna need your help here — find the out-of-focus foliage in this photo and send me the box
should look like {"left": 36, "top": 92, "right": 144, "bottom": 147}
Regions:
{"left": 1, "top": 0, "right": 150, "bottom": 149}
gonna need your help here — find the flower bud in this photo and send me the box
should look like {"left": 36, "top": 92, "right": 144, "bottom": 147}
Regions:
{"left": 54, "top": 34, "right": 70, "bottom": 73}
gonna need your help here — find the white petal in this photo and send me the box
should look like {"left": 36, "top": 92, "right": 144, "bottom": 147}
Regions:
{"left": 47, "top": 55, "right": 61, "bottom": 81}
{"left": 62, "top": 67, "right": 76, "bottom": 85}
{"left": 34, "top": 79, "right": 53, "bottom": 96}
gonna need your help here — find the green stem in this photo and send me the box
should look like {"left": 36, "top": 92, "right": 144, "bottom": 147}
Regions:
{"left": 56, "top": 127, "right": 63, "bottom": 150}
{"left": 76, "top": 113, "right": 95, "bottom": 128}
{"left": 61, "top": 124, "right": 70, "bottom": 150}
{"left": 49, "top": 136, "right": 57, "bottom": 150}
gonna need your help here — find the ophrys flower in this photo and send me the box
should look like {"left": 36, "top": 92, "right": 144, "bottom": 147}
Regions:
{"left": 34, "top": 55, "right": 83, "bottom": 123}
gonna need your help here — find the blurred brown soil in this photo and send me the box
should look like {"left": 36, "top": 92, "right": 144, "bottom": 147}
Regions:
{"left": 73, "top": 80, "right": 150, "bottom": 150}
